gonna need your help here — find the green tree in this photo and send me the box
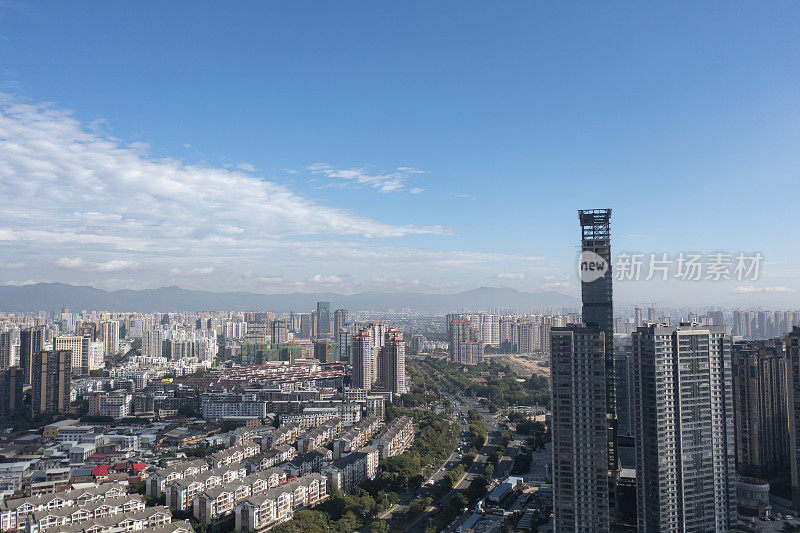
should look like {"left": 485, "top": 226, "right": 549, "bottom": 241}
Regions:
{"left": 467, "top": 476, "right": 488, "bottom": 500}
{"left": 451, "top": 493, "right": 469, "bottom": 510}
{"left": 482, "top": 463, "right": 495, "bottom": 481}
{"left": 369, "top": 521, "right": 390, "bottom": 533}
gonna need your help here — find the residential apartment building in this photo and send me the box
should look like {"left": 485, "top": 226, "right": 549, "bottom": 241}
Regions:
{"left": 0, "top": 484, "right": 128, "bottom": 532}
{"left": 193, "top": 467, "right": 288, "bottom": 525}
{"left": 296, "top": 419, "right": 341, "bottom": 453}
{"left": 0, "top": 366, "right": 24, "bottom": 417}
{"left": 244, "top": 446, "right": 296, "bottom": 474}
{"left": 26, "top": 496, "right": 151, "bottom": 533}
{"left": 284, "top": 448, "right": 331, "bottom": 478}
{"left": 372, "top": 416, "right": 414, "bottom": 459}
{"left": 99, "top": 320, "right": 120, "bottom": 358}
{"left": 166, "top": 465, "right": 248, "bottom": 512}
{"left": 262, "top": 423, "right": 305, "bottom": 450}
{"left": 632, "top": 324, "right": 736, "bottom": 532}
{"left": 146, "top": 459, "right": 210, "bottom": 499}
{"left": 786, "top": 327, "right": 800, "bottom": 509}
{"left": 54, "top": 335, "right": 90, "bottom": 375}
{"left": 19, "top": 327, "right": 44, "bottom": 386}
{"left": 323, "top": 446, "right": 379, "bottom": 493}
{"left": 332, "top": 416, "right": 382, "bottom": 459}
{"left": 234, "top": 473, "right": 327, "bottom": 533}
{"left": 31, "top": 350, "right": 72, "bottom": 416}
{"left": 207, "top": 443, "right": 260, "bottom": 469}
{"left": 88, "top": 390, "right": 133, "bottom": 419}
{"left": 381, "top": 330, "right": 406, "bottom": 395}
{"left": 447, "top": 318, "right": 483, "bottom": 365}
{"left": 351, "top": 330, "right": 374, "bottom": 390}
{"left": 550, "top": 324, "right": 609, "bottom": 532}
{"left": 732, "top": 339, "right": 789, "bottom": 476}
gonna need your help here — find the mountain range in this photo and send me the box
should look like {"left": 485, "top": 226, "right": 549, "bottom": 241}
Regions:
{"left": 0, "top": 283, "right": 580, "bottom": 313}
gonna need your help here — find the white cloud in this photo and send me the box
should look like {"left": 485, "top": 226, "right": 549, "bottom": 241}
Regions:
{"left": 0, "top": 260, "right": 24, "bottom": 269}
{"left": 396, "top": 166, "right": 427, "bottom": 174}
{"left": 4, "top": 279, "right": 54, "bottom": 286}
{"left": 539, "top": 276, "right": 574, "bottom": 291}
{"left": 0, "top": 96, "right": 445, "bottom": 256}
{"left": 55, "top": 257, "right": 88, "bottom": 269}
{"left": 0, "top": 93, "right": 567, "bottom": 294}
{"left": 497, "top": 272, "right": 525, "bottom": 280}
{"left": 95, "top": 260, "right": 137, "bottom": 272}
{"left": 733, "top": 286, "right": 796, "bottom": 294}
{"left": 306, "top": 163, "right": 425, "bottom": 193}
{"left": 236, "top": 162, "right": 258, "bottom": 172}
{"left": 55, "top": 256, "right": 136, "bottom": 272}
{"left": 308, "top": 274, "right": 343, "bottom": 284}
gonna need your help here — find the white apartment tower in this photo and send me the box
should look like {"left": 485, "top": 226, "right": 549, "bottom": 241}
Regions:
{"left": 143, "top": 328, "right": 164, "bottom": 358}
{"left": 54, "top": 335, "right": 90, "bottom": 375}
{"left": 352, "top": 330, "right": 375, "bottom": 390}
{"left": 99, "top": 320, "right": 120, "bottom": 358}
{"left": 632, "top": 324, "right": 736, "bottom": 532}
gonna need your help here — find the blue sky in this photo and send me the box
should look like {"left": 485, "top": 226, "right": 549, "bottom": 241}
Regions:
{"left": 1, "top": 2, "right": 799, "bottom": 305}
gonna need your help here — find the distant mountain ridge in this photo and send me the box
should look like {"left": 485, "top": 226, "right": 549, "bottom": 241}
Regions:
{"left": 0, "top": 283, "right": 580, "bottom": 313}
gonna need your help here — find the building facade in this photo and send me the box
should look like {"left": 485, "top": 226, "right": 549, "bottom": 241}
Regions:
{"left": 578, "top": 208, "right": 617, "bottom": 471}
{"left": 632, "top": 324, "right": 736, "bottom": 532}
{"left": 315, "top": 302, "right": 330, "bottom": 338}
{"left": 732, "top": 339, "right": 789, "bottom": 476}
{"left": 550, "top": 325, "right": 609, "bottom": 532}
{"left": 351, "top": 331, "right": 374, "bottom": 390}
{"left": 54, "top": 335, "right": 90, "bottom": 375}
{"left": 19, "top": 327, "right": 44, "bottom": 385}
{"left": 786, "top": 327, "right": 800, "bottom": 509}
{"left": 0, "top": 366, "right": 24, "bottom": 417}
{"left": 381, "top": 329, "right": 406, "bottom": 395}
{"left": 31, "top": 350, "right": 72, "bottom": 415}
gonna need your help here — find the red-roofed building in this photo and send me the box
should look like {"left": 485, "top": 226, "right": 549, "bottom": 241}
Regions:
{"left": 92, "top": 464, "right": 109, "bottom": 482}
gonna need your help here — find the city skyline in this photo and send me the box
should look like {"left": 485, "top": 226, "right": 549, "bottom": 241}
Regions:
{"left": 1, "top": 3, "right": 800, "bottom": 305}
{"left": 2, "top": 3, "right": 799, "bottom": 531}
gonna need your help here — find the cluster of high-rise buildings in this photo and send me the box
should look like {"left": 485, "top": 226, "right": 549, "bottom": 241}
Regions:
{"left": 551, "top": 210, "right": 742, "bottom": 532}
{"left": 1, "top": 317, "right": 119, "bottom": 377}
{"left": 731, "top": 310, "right": 800, "bottom": 340}
{"left": 0, "top": 315, "right": 122, "bottom": 419}
{"left": 0, "top": 300, "right": 408, "bottom": 423}
{"left": 446, "top": 312, "right": 581, "bottom": 363}
{"left": 548, "top": 209, "right": 800, "bottom": 531}
{"left": 0, "top": 302, "right": 413, "bottom": 529}
{"left": 351, "top": 323, "right": 406, "bottom": 395}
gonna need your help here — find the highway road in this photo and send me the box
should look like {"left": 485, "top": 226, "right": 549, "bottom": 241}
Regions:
{"left": 401, "top": 394, "right": 501, "bottom": 533}
{"left": 379, "top": 395, "right": 467, "bottom": 529}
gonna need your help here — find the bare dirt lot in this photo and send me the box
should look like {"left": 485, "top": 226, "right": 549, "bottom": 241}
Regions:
{"left": 485, "top": 353, "right": 550, "bottom": 379}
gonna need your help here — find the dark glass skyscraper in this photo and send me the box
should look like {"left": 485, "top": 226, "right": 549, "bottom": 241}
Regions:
{"left": 20, "top": 327, "right": 44, "bottom": 386}
{"left": 316, "top": 301, "right": 331, "bottom": 338}
{"left": 578, "top": 208, "right": 617, "bottom": 470}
